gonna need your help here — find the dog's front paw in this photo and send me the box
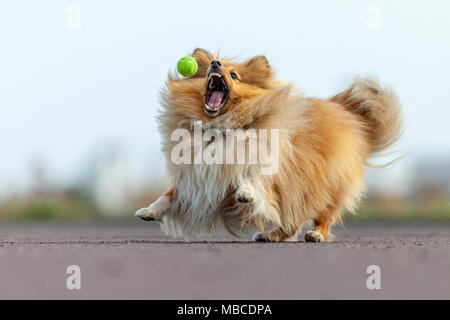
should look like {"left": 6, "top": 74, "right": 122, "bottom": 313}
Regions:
{"left": 135, "top": 196, "right": 171, "bottom": 222}
{"left": 236, "top": 185, "right": 255, "bottom": 203}
{"left": 304, "top": 230, "right": 325, "bottom": 243}
{"left": 135, "top": 206, "right": 160, "bottom": 222}
{"left": 237, "top": 194, "right": 254, "bottom": 203}
{"left": 252, "top": 232, "right": 271, "bottom": 242}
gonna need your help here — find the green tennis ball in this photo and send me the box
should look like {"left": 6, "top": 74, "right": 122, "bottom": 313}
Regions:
{"left": 177, "top": 56, "right": 198, "bottom": 77}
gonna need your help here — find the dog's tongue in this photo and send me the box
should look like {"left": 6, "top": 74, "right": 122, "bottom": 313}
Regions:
{"left": 208, "top": 91, "right": 224, "bottom": 109}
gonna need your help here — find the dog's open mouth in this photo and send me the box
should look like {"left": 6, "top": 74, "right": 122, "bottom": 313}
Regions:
{"left": 205, "top": 72, "right": 229, "bottom": 114}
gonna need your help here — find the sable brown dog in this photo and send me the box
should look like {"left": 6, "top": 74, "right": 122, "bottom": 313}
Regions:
{"left": 136, "top": 49, "right": 402, "bottom": 242}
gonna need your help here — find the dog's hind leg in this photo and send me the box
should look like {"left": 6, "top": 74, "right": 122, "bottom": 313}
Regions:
{"left": 270, "top": 227, "right": 300, "bottom": 242}
{"left": 304, "top": 206, "right": 339, "bottom": 242}
{"left": 253, "top": 227, "right": 300, "bottom": 242}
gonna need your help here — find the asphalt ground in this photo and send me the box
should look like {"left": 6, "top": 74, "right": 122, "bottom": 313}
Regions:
{"left": 0, "top": 220, "right": 448, "bottom": 299}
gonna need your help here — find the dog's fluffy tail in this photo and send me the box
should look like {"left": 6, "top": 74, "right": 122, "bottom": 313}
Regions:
{"left": 330, "top": 77, "right": 403, "bottom": 154}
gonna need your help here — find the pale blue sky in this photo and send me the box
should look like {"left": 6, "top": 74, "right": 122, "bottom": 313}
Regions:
{"left": 1, "top": 0, "right": 449, "bottom": 193}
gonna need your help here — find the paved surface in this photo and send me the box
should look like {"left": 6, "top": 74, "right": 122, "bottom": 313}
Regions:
{"left": 0, "top": 221, "right": 448, "bottom": 299}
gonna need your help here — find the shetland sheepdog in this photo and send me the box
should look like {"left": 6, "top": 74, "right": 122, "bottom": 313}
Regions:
{"left": 136, "top": 48, "right": 402, "bottom": 242}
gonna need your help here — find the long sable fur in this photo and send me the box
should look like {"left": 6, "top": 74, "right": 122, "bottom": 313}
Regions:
{"left": 150, "top": 49, "right": 403, "bottom": 241}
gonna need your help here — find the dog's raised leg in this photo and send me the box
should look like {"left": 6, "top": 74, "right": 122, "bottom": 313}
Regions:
{"left": 135, "top": 188, "right": 173, "bottom": 222}
{"left": 235, "top": 182, "right": 255, "bottom": 203}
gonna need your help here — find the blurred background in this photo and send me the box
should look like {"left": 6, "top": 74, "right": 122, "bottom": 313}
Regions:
{"left": 0, "top": 0, "right": 449, "bottom": 222}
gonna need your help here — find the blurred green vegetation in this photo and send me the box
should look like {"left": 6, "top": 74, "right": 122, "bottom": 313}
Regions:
{"left": 0, "top": 188, "right": 101, "bottom": 221}
{"left": 0, "top": 188, "right": 449, "bottom": 222}
{"left": 349, "top": 201, "right": 450, "bottom": 221}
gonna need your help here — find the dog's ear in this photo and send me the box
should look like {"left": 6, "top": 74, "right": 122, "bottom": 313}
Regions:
{"left": 245, "top": 56, "right": 271, "bottom": 77}
{"left": 242, "top": 55, "right": 272, "bottom": 87}
{"left": 191, "top": 48, "right": 213, "bottom": 78}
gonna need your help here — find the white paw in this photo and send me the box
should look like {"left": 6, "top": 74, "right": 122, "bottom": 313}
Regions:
{"left": 236, "top": 185, "right": 255, "bottom": 203}
{"left": 135, "top": 196, "right": 171, "bottom": 222}
{"left": 252, "top": 232, "right": 271, "bottom": 242}
{"left": 304, "top": 230, "right": 325, "bottom": 243}
{"left": 135, "top": 207, "right": 160, "bottom": 221}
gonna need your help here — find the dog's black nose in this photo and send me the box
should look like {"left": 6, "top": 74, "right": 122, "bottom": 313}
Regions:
{"left": 211, "top": 60, "right": 222, "bottom": 69}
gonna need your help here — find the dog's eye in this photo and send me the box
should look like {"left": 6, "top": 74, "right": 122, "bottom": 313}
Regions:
{"left": 230, "top": 72, "right": 237, "bottom": 80}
